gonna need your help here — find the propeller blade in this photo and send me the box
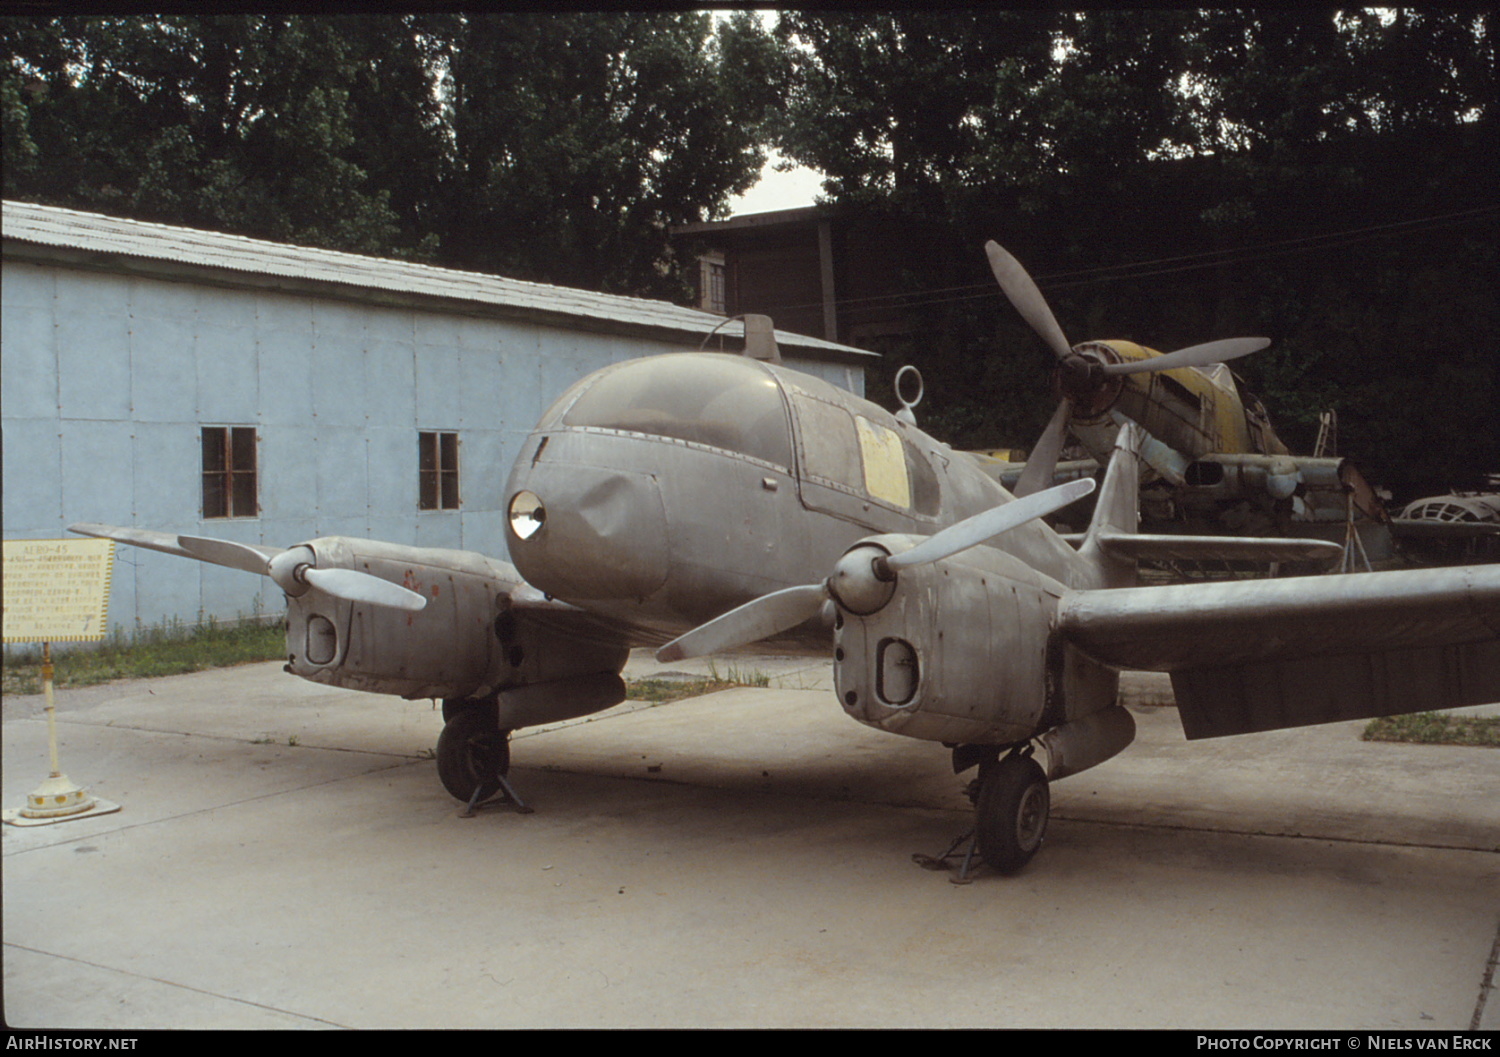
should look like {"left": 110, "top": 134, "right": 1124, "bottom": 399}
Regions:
{"left": 659, "top": 476, "right": 1097, "bottom": 663}
{"left": 656, "top": 583, "right": 828, "bottom": 663}
{"left": 70, "top": 522, "right": 197, "bottom": 560}
{"left": 1012, "top": 397, "right": 1074, "bottom": 499}
{"left": 985, "top": 241, "right": 1073, "bottom": 361}
{"left": 302, "top": 567, "right": 427, "bottom": 611}
{"left": 177, "top": 535, "right": 283, "bottom": 575}
{"left": 181, "top": 536, "right": 425, "bottom": 610}
{"left": 888, "top": 477, "right": 1097, "bottom": 570}
{"left": 1101, "top": 337, "right": 1269, "bottom": 376}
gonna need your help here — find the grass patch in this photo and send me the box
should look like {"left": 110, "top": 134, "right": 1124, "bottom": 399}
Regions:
{"left": 625, "top": 660, "right": 771, "bottom": 704}
{"left": 624, "top": 677, "right": 739, "bottom": 703}
{"left": 2, "top": 618, "right": 285, "bottom": 696}
{"left": 1362, "top": 712, "right": 1500, "bottom": 747}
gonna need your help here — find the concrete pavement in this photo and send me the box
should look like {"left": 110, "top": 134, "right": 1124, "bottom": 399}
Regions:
{"left": 3, "top": 653, "right": 1497, "bottom": 1029}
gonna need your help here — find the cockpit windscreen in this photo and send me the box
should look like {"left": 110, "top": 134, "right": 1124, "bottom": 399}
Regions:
{"left": 560, "top": 356, "right": 793, "bottom": 468}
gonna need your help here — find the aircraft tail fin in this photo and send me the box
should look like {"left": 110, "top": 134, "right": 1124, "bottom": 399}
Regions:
{"left": 1084, "top": 424, "right": 1141, "bottom": 540}
{"left": 1077, "top": 424, "right": 1143, "bottom": 586}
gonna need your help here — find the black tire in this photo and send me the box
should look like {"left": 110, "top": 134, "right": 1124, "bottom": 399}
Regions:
{"left": 974, "top": 754, "right": 1049, "bottom": 874}
{"left": 436, "top": 706, "right": 510, "bottom": 803}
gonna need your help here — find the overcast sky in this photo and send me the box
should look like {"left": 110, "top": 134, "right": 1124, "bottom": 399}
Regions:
{"left": 726, "top": 151, "right": 825, "bottom": 216}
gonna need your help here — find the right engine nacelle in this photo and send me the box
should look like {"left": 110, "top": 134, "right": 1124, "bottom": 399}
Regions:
{"left": 833, "top": 537, "right": 1072, "bottom": 746}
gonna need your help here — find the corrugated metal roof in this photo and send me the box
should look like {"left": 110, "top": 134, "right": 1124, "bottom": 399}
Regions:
{"left": 2, "top": 199, "right": 874, "bottom": 360}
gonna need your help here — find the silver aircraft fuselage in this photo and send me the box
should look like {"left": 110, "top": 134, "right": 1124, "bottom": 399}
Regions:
{"left": 502, "top": 353, "right": 1091, "bottom": 644}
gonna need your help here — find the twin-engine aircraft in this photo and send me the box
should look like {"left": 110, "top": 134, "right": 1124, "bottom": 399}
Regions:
{"left": 72, "top": 247, "right": 1500, "bottom": 875}
{"left": 980, "top": 242, "right": 1387, "bottom": 537}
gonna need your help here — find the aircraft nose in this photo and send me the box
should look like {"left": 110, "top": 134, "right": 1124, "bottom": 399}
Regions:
{"left": 506, "top": 468, "right": 668, "bottom": 602}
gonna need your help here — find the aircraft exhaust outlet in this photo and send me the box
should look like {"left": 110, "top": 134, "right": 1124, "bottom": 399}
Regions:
{"left": 494, "top": 673, "right": 627, "bottom": 729}
{"left": 1037, "top": 705, "right": 1135, "bottom": 781}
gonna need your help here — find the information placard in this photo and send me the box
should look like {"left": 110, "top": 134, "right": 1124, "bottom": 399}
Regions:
{"left": 3, "top": 538, "right": 115, "bottom": 643}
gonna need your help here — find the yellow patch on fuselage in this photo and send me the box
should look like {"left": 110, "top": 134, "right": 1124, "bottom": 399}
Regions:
{"left": 856, "top": 416, "right": 911, "bottom": 509}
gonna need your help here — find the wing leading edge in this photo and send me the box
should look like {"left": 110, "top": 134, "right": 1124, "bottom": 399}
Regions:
{"left": 1058, "top": 565, "right": 1500, "bottom": 738}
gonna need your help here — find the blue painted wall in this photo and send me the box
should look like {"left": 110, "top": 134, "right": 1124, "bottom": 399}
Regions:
{"left": 2, "top": 260, "right": 866, "bottom": 634}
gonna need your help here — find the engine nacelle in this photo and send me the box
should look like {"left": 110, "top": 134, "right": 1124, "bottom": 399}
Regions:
{"left": 283, "top": 537, "right": 628, "bottom": 704}
{"left": 833, "top": 536, "right": 1066, "bottom": 745}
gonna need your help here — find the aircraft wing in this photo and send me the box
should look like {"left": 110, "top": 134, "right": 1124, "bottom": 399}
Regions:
{"left": 974, "top": 456, "right": 1099, "bottom": 494}
{"left": 1091, "top": 532, "right": 1341, "bottom": 565}
{"left": 69, "top": 522, "right": 650, "bottom": 696}
{"left": 1057, "top": 565, "right": 1500, "bottom": 738}
{"left": 70, "top": 522, "right": 241, "bottom": 562}
{"left": 1391, "top": 518, "right": 1500, "bottom": 539}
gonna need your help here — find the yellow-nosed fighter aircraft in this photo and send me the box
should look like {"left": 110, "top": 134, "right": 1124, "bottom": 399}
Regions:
{"left": 981, "top": 242, "right": 1387, "bottom": 538}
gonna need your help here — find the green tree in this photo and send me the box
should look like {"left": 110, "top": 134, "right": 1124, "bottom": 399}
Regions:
{"left": 768, "top": 11, "right": 1497, "bottom": 496}
{"left": 1, "top": 16, "right": 408, "bottom": 253}
{"left": 773, "top": 11, "right": 1059, "bottom": 219}
{"left": 433, "top": 11, "right": 777, "bottom": 296}
{"left": 1, "top": 12, "right": 783, "bottom": 294}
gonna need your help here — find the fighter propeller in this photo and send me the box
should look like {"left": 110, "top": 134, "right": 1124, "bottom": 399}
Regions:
{"left": 657, "top": 476, "right": 1096, "bottom": 662}
{"left": 985, "top": 241, "right": 1269, "bottom": 495}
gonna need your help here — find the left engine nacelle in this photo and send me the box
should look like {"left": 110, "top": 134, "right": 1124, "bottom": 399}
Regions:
{"left": 833, "top": 537, "right": 1066, "bottom": 746}
{"left": 283, "top": 537, "right": 626, "bottom": 702}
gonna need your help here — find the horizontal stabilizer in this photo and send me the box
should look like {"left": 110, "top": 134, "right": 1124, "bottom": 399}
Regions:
{"left": 1094, "top": 532, "right": 1342, "bottom": 565}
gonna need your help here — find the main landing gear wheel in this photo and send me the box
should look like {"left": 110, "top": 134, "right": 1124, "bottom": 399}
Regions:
{"left": 975, "top": 753, "right": 1050, "bottom": 874}
{"left": 436, "top": 705, "right": 511, "bottom": 805}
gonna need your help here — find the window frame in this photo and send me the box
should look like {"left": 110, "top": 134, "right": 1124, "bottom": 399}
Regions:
{"left": 201, "top": 425, "right": 259, "bottom": 520}
{"left": 419, "top": 430, "right": 461, "bottom": 511}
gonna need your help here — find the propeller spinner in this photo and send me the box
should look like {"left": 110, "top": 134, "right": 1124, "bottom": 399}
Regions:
{"left": 985, "top": 240, "right": 1269, "bottom": 496}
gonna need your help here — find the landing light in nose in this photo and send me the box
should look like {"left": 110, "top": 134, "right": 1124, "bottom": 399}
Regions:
{"left": 509, "top": 491, "right": 546, "bottom": 541}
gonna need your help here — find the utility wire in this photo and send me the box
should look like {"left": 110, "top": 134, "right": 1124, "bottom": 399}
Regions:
{"left": 753, "top": 203, "right": 1499, "bottom": 318}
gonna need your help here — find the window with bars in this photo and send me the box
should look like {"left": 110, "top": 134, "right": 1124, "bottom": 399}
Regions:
{"left": 202, "top": 426, "right": 258, "bottom": 519}
{"left": 699, "top": 255, "right": 727, "bottom": 315}
{"left": 419, "top": 431, "right": 460, "bottom": 510}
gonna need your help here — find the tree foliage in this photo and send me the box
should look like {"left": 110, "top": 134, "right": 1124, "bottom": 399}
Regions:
{"left": 433, "top": 11, "right": 779, "bottom": 295}
{"left": 1, "top": 12, "right": 780, "bottom": 295}
{"left": 769, "top": 10, "right": 1497, "bottom": 500}
{"left": 3, "top": 11, "right": 1495, "bottom": 497}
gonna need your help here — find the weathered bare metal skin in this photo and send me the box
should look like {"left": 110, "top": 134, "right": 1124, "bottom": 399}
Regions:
{"left": 1057, "top": 564, "right": 1500, "bottom": 670}
{"left": 507, "top": 355, "right": 1079, "bottom": 641}
{"left": 282, "top": 537, "right": 628, "bottom": 702}
{"left": 831, "top": 533, "right": 1118, "bottom": 746}
{"left": 505, "top": 458, "right": 670, "bottom": 602}
{"left": 69, "top": 337, "right": 1500, "bottom": 851}
{"left": 494, "top": 673, "right": 627, "bottom": 729}
{"left": 1037, "top": 705, "right": 1136, "bottom": 781}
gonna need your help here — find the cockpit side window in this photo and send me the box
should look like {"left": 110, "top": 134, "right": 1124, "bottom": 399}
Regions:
{"left": 795, "top": 396, "right": 863, "bottom": 490}
{"left": 904, "top": 436, "right": 942, "bottom": 516}
{"left": 559, "top": 356, "right": 793, "bottom": 468}
{"left": 790, "top": 387, "right": 942, "bottom": 519}
{"left": 856, "top": 416, "right": 910, "bottom": 508}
